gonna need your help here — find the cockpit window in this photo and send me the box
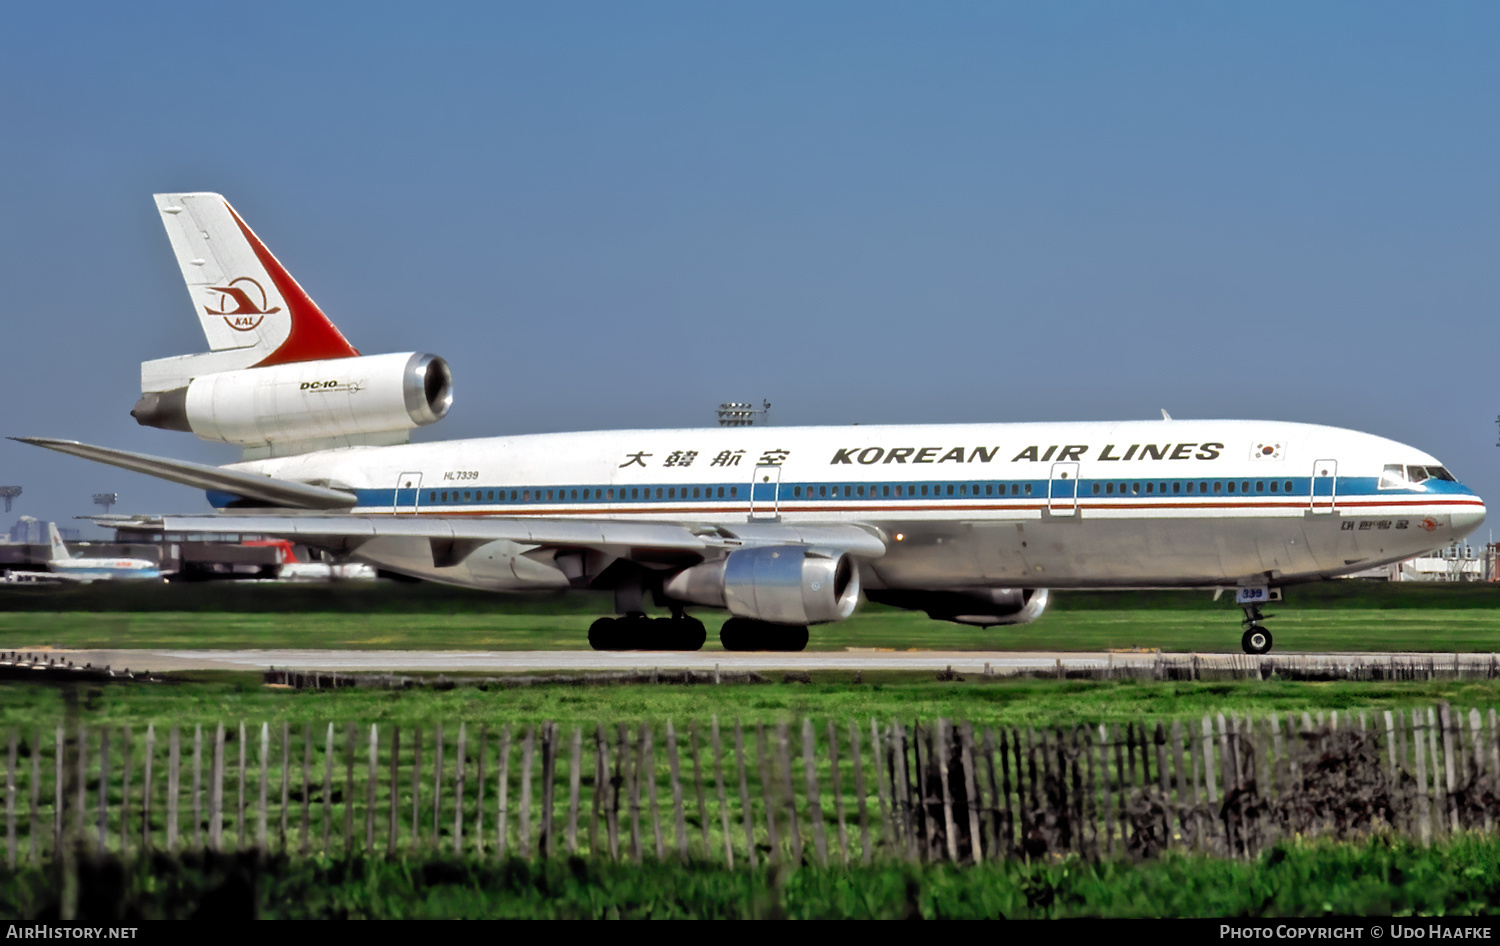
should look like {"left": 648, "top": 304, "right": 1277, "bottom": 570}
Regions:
{"left": 1426, "top": 466, "right": 1456, "bottom": 482}
{"left": 1380, "top": 464, "right": 1407, "bottom": 490}
{"left": 1405, "top": 466, "right": 1429, "bottom": 485}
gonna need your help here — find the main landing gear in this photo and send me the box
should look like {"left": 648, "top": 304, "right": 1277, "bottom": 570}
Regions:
{"left": 719, "top": 618, "right": 809, "bottom": 653}
{"left": 589, "top": 613, "right": 708, "bottom": 651}
{"left": 1240, "top": 601, "right": 1273, "bottom": 655}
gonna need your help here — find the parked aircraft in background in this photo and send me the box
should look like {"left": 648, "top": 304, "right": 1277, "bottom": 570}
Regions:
{"left": 14, "top": 193, "right": 1486, "bottom": 652}
{"left": 39, "top": 522, "right": 162, "bottom": 582}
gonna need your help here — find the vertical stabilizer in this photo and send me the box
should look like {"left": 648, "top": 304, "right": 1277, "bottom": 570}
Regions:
{"left": 143, "top": 193, "right": 360, "bottom": 391}
{"left": 45, "top": 522, "right": 71, "bottom": 562}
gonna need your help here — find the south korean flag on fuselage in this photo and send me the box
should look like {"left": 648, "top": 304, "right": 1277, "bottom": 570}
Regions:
{"left": 1250, "top": 441, "right": 1284, "bottom": 460}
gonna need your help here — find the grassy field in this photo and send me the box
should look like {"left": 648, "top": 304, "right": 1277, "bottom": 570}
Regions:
{"left": 0, "top": 580, "right": 1498, "bottom": 652}
{"left": 5, "top": 836, "right": 1500, "bottom": 918}
{"left": 3, "top": 674, "right": 1499, "bottom": 730}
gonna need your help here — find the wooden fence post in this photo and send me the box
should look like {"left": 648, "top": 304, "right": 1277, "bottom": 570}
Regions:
{"left": 345, "top": 721, "right": 356, "bottom": 853}
{"left": 454, "top": 721, "right": 467, "bottom": 855}
{"left": 97, "top": 729, "right": 109, "bottom": 854}
{"left": 6, "top": 730, "right": 15, "bottom": 869}
{"left": 210, "top": 723, "right": 224, "bottom": 852}
{"left": 300, "top": 723, "right": 312, "bottom": 856}
{"left": 711, "top": 718, "right": 735, "bottom": 868}
{"left": 590, "top": 724, "right": 605, "bottom": 860}
{"left": 366, "top": 724, "right": 377, "bottom": 852}
{"left": 236, "top": 723, "right": 245, "bottom": 851}
{"left": 257, "top": 723, "right": 268, "bottom": 850}
{"left": 410, "top": 726, "right": 421, "bottom": 852}
{"left": 475, "top": 725, "right": 486, "bottom": 858}
{"left": 519, "top": 725, "right": 535, "bottom": 859}
{"left": 387, "top": 725, "right": 400, "bottom": 855}
{"left": 1412, "top": 709, "right": 1431, "bottom": 846}
{"left": 431, "top": 722, "right": 444, "bottom": 851}
{"left": 850, "top": 720, "right": 871, "bottom": 865}
{"left": 645, "top": 722, "right": 663, "bottom": 863}
{"left": 665, "top": 721, "right": 687, "bottom": 861}
{"left": 193, "top": 724, "right": 203, "bottom": 850}
{"left": 869, "top": 720, "right": 893, "bottom": 859}
{"left": 280, "top": 721, "right": 290, "bottom": 852}
{"left": 801, "top": 718, "right": 828, "bottom": 867}
{"left": 53, "top": 724, "right": 62, "bottom": 853}
{"left": 960, "top": 722, "right": 982, "bottom": 864}
{"left": 120, "top": 727, "right": 132, "bottom": 858}
{"left": 539, "top": 722, "right": 556, "bottom": 859}
{"left": 167, "top": 725, "right": 179, "bottom": 853}
{"left": 143, "top": 725, "right": 155, "bottom": 855}
{"left": 827, "top": 719, "right": 850, "bottom": 866}
{"left": 776, "top": 722, "right": 801, "bottom": 865}
{"left": 936, "top": 720, "right": 959, "bottom": 864}
{"left": 754, "top": 723, "right": 778, "bottom": 865}
{"left": 1426, "top": 707, "right": 1445, "bottom": 839}
{"left": 1438, "top": 704, "right": 1459, "bottom": 834}
{"left": 567, "top": 726, "right": 582, "bottom": 857}
{"left": 686, "top": 721, "right": 710, "bottom": 862}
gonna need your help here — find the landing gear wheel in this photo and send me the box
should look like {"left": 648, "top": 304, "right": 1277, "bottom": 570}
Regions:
{"left": 588, "top": 617, "right": 621, "bottom": 651}
{"left": 719, "top": 618, "right": 809, "bottom": 652}
{"left": 670, "top": 617, "right": 707, "bottom": 651}
{"left": 1241, "top": 626, "right": 1273, "bottom": 655}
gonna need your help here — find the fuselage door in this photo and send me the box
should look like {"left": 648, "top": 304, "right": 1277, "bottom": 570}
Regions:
{"left": 1048, "top": 461, "right": 1079, "bottom": 516}
{"left": 394, "top": 472, "right": 423, "bottom": 515}
{"left": 750, "top": 464, "right": 782, "bottom": 520}
{"left": 1310, "top": 460, "right": 1337, "bottom": 514}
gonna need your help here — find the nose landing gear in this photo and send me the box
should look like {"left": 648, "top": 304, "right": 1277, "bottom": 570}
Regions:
{"left": 1240, "top": 601, "right": 1274, "bottom": 655}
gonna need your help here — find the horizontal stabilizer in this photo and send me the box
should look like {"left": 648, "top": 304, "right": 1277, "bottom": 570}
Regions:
{"left": 9, "top": 438, "right": 356, "bottom": 510}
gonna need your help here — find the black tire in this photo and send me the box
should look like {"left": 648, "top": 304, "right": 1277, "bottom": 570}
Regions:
{"left": 775, "top": 625, "right": 810, "bottom": 652}
{"left": 673, "top": 617, "right": 707, "bottom": 651}
{"left": 588, "top": 617, "right": 620, "bottom": 651}
{"left": 719, "top": 617, "right": 749, "bottom": 651}
{"left": 1241, "top": 626, "right": 1273, "bottom": 655}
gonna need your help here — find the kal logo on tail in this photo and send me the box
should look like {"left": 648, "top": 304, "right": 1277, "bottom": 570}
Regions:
{"left": 204, "top": 276, "right": 281, "bottom": 331}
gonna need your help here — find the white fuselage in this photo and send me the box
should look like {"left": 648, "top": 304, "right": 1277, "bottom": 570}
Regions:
{"left": 228, "top": 419, "right": 1485, "bottom": 592}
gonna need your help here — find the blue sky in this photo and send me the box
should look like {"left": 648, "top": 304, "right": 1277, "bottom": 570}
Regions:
{"left": 1, "top": 2, "right": 1497, "bottom": 537}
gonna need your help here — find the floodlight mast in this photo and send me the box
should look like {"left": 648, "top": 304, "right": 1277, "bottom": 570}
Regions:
{"left": 716, "top": 400, "right": 771, "bottom": 427}
{"left": 92, "top": 492, "right": 118, "bottom": 515}
{"left": 0, "top": 486, "right": 19, "bottom": 514}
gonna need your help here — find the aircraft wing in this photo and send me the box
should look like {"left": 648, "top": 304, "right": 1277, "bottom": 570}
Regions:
{"left": 10, "top": 438, "right": 357, "bottom": 510}
{"left": 95, "top": 514, "right": 888, "bottom": 569}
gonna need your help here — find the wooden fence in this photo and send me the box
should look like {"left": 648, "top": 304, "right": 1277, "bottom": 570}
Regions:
{"left": 3, "top": 704, "right": 1498, "bottom": 868}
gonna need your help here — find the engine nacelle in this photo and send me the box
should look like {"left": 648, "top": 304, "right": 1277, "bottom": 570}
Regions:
{"left": 132, "top": 352, "right": 452, "bottom": 448}
{"left": 866, "top": 588, "right": 1049, "bottom": 626}
{"left": 664, "top": 545, "right": 861, "bottom": 625}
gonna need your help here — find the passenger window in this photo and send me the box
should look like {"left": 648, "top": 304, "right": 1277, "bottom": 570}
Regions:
{"left": 819, "top": 486, "right": 827, "bottom": 498}
{"left": 921, "top": 485, "right": 929, "bottom": 496}
{"left": 1024, "top": 484, "right": 1032, "bottom": 495}
{"left": 1256, "top": 482, "right": 1264, "bottom": 493}
{"left": 959, "top": 485, "right": 966, "bottom": 496}
{"left": 1227, "top": 482, "right": 1235, "bottom": 493}
{"left": 1172, "top": 483, "right": 1181, "bottom": 494}
{"left": 1132, "top": 483, "right": 1140, "bottom": 495}
{"left": 845, "top": 486, "right": 852, "bottom": 498}
{"left": 858, "top": 485, "right": 866, "bottom": 496}
{"left": 1146, "top": 483, "right": 1153, "bottom": 494}
{"left": 548, "top": 490, "right": 555, "bottom": 500}
{"left": 986, "top": 485, "right": 993, "bottom": 496}
{"left": 429, "top": 491, "right": 436, "bottom": 502}
{"left": 883, "top": 486, "right": 890, "bottom": 496}
{"left": 630, "top": 489, "right": 638, "bottom": 499}
{"left": 570, "top": 489, "right": 577, "bottom": 500}
{"left": 693, "top": 488, "right": 700, "bottom": 498}
{"left": 1214, "top": 482, "right": 1222, "bottom": 493}
{"left": 730, "top": 487, "right": 737, "bottom": 498}
{"left": 1093, "top": 484, "right": 1101, "bottom": 494}
{"left": 1200, "top": 482, "right": 1208, "bottom": 493}
{"left": 1284, "top": 481, "right": 1293, "bottom": 492}
{"left": 1269, "top": 481, "right": 1277, "bottom": 492}
{"left": 520, "top": 491, "right": 527, "bottom": 501}
{"left": 717, "top": 487, "right": 725, "bottom": 498}
{"left": 946, "top": 484, "right": 954, "bottom": 496}
{"left": 655, "top": 488, "right": 662, "bottom": 499}
{"left": 1242, "top": 481, "right": 1249, "bottom": 493}
{"left": 667, "top": 488, "right": 675, "bottom": 499}
{"left": 1106, "top": 483, "right": 1114, "bottom": 494}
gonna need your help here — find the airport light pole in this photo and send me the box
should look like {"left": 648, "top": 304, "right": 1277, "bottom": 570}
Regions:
{"left": 92, "top": 493, "right": 117, "bottom": 515}
{"left": 0, "top": 486, "right": 19, "bottom": 514}
{"left": 716, "top": 400, "right": 771, "bottom": 427}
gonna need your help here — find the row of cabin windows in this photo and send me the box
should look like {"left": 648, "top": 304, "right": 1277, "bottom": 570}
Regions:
{"left": 428, "top": 486, "right": 740, "bottom": 503}
{"left": 792, "top": 483, "right": 1034, "bottom": 498}
{"left": 425, "top": 479, "right": 1305, "bottom": 504}
{"left": 1091, "top": 480, "right": 1296, "bottom": 496}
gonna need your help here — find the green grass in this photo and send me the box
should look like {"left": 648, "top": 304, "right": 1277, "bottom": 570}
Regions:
{"left": 1, "top": 579, "right": 1497, "bottom": 653}
{"left": 4, "top": 674, "right": 1499, "bottom": 730}
{"left": 4, "top": 604, "right": 1500, "bottom": 653}
{"left": 6, "top": 835, "right": 1500, "bottom": 918}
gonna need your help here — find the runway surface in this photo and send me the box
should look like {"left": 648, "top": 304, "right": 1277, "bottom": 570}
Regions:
{"left": 24, "top": 648, "right": 1500, "bottom": 674}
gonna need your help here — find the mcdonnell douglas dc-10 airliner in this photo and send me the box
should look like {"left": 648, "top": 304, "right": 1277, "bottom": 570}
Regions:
{"left": 15, "top": 194, "right": 1486, "bottom": 654}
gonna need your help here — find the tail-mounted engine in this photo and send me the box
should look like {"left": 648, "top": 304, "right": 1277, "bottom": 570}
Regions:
{"left": 664, "top": 545, "right": 862, "bottom": 625}
{"left": 865, "top": 587, "right": 1049, "bottom": 626}
{"left": 131, "top": 352, "right": 452, "bottom": 456}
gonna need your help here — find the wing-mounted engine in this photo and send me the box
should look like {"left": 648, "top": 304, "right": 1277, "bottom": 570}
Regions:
{"left": 131, "top": 352, "right": 452, "bottom": 458}
{"left": 664, "top": 545, "right": 862, "bottom": 625}
{"left": 866, "top": 587, "right": 1049, "bottom": 626}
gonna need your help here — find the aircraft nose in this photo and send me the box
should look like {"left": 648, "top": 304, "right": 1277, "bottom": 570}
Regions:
{"left": 1450, "top": 498, "right": 1486, "bottom": 540}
